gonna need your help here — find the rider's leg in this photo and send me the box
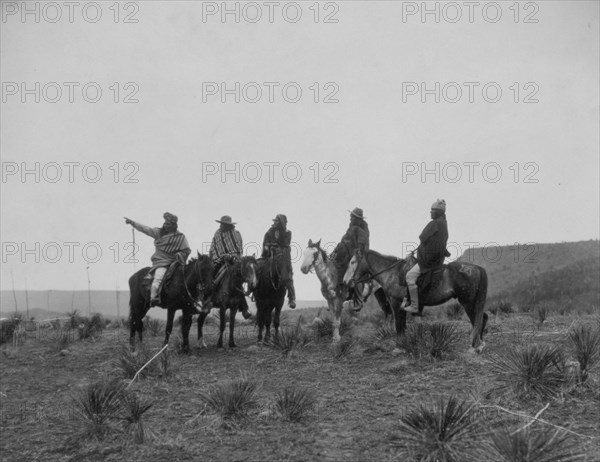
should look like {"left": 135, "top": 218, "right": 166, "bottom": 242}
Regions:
{"left": 151, "top": 267, "right": 167, "bottom": 306}
{"left": 404, "top": 264, "right": 421, "bottom": 313}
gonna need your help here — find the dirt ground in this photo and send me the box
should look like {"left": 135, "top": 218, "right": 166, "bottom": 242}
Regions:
{"left": 1, "top": 309, "right": 599, "bottom": 462}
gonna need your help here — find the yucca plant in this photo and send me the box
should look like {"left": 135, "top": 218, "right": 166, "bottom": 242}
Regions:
{"left": 429, "top": 322, "right": 461, "bottom": 359}
{"left": 144, "top": 317, "right": 165, "bottom": 337}
{"left": 568, "top": 324, "right": 600, "bottom": 383}
{"left": 71, "top": 377, "right": 126, "bottom": 440}
{"left": 397, "top": 323, "right": 430, "bottom": 359}
{"left": 274, "top": 386, "right": 317, "bottom": 422}
{"left": 269, "top": 321, "right": 312, "bottom": 356}
{"left": 534, "top": 305, "right": 549, "bottom": 327}
{"left": 393, "top": 396, "right": 489, "bottom": 462}
{"left": 114, "top": 343, "right": 156, "bottom": 379}
{"left": 445, "top": 301, "right": 463, "bottom": 320}
{"left": 489, "top": 344, "right": 567, "bottom": 400}
{"left": 199, "top": 376, "right": 260, "bottom": 426}
{"left": 492, "top": 425, "right": 584, "bottom": 462}
{"left": 332, "top": 334, "right": 359, "bottom": 360}
{"left": 121, "top": 392, "right": 154, "bottom": 444}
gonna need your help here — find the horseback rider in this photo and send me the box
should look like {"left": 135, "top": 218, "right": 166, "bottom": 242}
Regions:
{"left": 209, "top": 215, "right": 251, "bottom": 319}
{"left": 404, "top": 199, "right": 450, "bottom": 314}
{"left": 262, "top": 214, "right": 296, "bottom": 309}
{"left": 124, "top": 212, "right": 191, "bottom": 307}
{"left": 332, "top": 207, "right": 370, "bottom": 304}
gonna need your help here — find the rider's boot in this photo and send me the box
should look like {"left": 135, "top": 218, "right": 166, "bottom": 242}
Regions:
{"left": 403, "top": 284, "right": 419, "bottom": 314}
{"left": 286, "top": 280, "right": 296, "bottom": 309}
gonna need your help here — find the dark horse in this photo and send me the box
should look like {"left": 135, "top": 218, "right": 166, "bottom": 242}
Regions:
{"left": 196, "top": 256, "right": 258, "bottom": 348}
{"left": 254, "top": 249, "right": 288, "bottom": 343}
{"left": 344, "top": 250, "right": 488, "bottom": 353}
{"left": 128, "top": 254, "right": 214, "bottom": 353}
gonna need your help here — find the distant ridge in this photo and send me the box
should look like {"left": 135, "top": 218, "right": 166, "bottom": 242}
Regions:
{"left": 458, "top": 239, "right": 599, "bottom": 307}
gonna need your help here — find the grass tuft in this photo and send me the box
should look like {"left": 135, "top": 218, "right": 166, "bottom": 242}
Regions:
{"left": 199, "top": 376, "right": 260, "bottom": 426}
{"left": 121, "top": 392, "right": 155, "bottom": 444}
{"left": 568, "top": 324, "right": 600, "bottom": 383}
{"left": 491, "top": 425, "right": 584, "bottom": 462}
{"left": 489, "top": 344, "right": 567, "bottom": 400}
{"left": 274, "top": 386, "right": 317, "bottom": 422}
{"left": 393, "top": 395, "right": 489, "bottom": 462}
{"left": 269, "top": 320, "right": 312, "bottom": 356}
{"left": 332, "top": 335, "right": 359, "bottom": 360}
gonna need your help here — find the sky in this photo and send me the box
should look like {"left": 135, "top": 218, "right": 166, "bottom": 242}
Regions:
{"left": 1, "top": 0, "right": 599, "bottom": 300}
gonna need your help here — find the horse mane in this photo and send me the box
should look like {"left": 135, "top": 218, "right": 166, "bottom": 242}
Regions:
{"left": 366, "top": 249, "right": 403, "bottom": 263}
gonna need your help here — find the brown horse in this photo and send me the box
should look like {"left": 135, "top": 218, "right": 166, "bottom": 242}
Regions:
{"left": 300, "top": 239, "right": 392, "bottom": 343}
{"left": 196, "top": 256, "right": 258, "bottom": 348}
{"left": 254, "top": 248, "right": 288, "bottom": 343}
{"left": 128, "top": 254, "right": 214, "bottom": 353}
{"left": 344, "top": 250, "right": 489, "bottom": 353}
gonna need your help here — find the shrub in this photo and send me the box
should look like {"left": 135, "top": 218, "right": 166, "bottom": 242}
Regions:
{"left": 145, "top": 317, "right": 165, "bottom": 337}
{"left": 71, "top": 377, "right": 126, "bottom": 440}
{"left": 273, "top": 386, "right": 317, "bottom": 422}
{"left": 114, "top": 343, "right": 158, "bottom": 379}
{"left": 121, "top": 392, "right": 154, "bottom": 444}
{"left": 445, "top": 301, "right": 463, "bottom": 320}
{"left": 491, "top": 425, "right": 584, "bottom": 462}
{"left": 78, "top": 313, "right": 105, "bottom": 340}
{"left": 396, "top": 322, "right": 460, "bottom": 360}
{"left": 568, "top": 324, "right": 600, "bottom": 383}
{"left": 269, "top": 321, "right": 312, "bottom": 356}
{"left": 489, "top": 344, "right": 567, "bottom": 400}
{"left": 533, "top": 305, "right": 549, "bottom": 327}
{"left": 393, "top": 396, "right": 489, "bottom": 462}
{"left": 199, "top": 376, "right": 260, "bottom": 426}
{"left": 332, "top": 335, "right": 359, "bottom": 360}
{"left": 489, "top": 300, "right": 514, "bottom": 316}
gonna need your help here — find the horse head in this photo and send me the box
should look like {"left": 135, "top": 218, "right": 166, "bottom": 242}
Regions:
{"left": 300, "top": 238, "right": 322, "bottom": 274}
{"left": 240, "top": 255, "right": 258, "bottom": 295}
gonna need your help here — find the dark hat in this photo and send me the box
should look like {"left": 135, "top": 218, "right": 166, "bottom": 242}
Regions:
{"left": 216, "top": 215, "right": 236, "bottom": 225}
{"left": 348, "top": 207, "right": 365, "bottom": 219}
{"left": 163, "top": 212, "right": 178, "bottom": 224}
{"left": 272, "top": 214, "right": 288, "bottom": 223}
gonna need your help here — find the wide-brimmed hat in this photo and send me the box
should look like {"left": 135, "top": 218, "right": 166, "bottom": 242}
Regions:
{"left": 163, "top": 212, "right": 178, "bottom": 224}
{"left": 431, "top": 199, "right": 446, "bottom": 212}
{"left": 348, "top": 207, "right": 365, "bottom": 219}
{"left": 216, "top": 215, "right": 236, "bottom": 225}
{"left": 272, "top": 214, "right": 287, "bottom": 223}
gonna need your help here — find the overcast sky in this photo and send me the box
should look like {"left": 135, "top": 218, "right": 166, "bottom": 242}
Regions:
{"left": 1, "top": 1, "right": 598, "bottom": 299}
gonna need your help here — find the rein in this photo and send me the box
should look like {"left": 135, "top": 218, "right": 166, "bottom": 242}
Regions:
{"left": 352, "top": 253, "right": 404, "bottom": 285}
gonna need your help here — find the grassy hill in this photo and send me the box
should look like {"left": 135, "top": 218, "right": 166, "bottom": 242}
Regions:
{"left": 458, "top": 239, "right": 599, "bottom": 310}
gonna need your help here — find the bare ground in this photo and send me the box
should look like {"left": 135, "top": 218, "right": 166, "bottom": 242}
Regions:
{"left": 1, "top": 310, "right": 599, "bottom": 462}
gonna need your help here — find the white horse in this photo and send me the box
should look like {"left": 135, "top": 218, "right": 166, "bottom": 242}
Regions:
{"left": 300, "top": 239, "right": 389, "bottom": 343}
{"left": 300, "top": 239, "right": 345, "bottom": 342}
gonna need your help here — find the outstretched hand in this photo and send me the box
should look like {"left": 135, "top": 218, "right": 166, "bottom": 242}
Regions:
{"left": 124, "top": 217, "right": 134, "bottom": 225}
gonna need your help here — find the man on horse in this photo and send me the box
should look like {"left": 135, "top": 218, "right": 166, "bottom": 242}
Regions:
{"left": 332, "top": 207, "right": 370, "bottom": 305}
{"left": 209, "top": 215, "right": 252, "bottom": 319}
{"left": 124, "top": 212, "right": 191, "bottom": 307}
{"left": 404, "top": 199, "right": 450, "bottom": 314}
{"left": 262, "top": 214, "right": 296, "bottom": 309}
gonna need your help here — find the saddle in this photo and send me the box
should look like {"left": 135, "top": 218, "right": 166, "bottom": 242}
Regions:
{"left": 142, "top": 261, "right": 180, "bottom": 296}
{"left": 416, "top": 265, "right": 445, "bottom": 294}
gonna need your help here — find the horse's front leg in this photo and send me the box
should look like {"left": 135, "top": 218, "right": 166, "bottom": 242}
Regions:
{"left": 217, "top": 308, "right": 226, "bottom": 348}
{"left": 181, "top": 311, "right": 192, "bottom": 353}
{"left": 229, "top": 307, "right": 237, "bottom": 348}
{"left": 273, "top": 304, "right": 282, "bottom": 340}
{"left": 391, "top": 298, "right": 407, "bottom": 337}
{"left": 332, "top": 297, "right": 343, "bottom": 343}
{"left": 164, "top": 308, "right": 175, "bottom": 347}
{"left": 197, "top": 311, "right": 208, "bottom": 349}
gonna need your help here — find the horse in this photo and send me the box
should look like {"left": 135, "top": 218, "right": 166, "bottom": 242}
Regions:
{"left": 253, "top": 248, "right": 289, "bottom": 343}
{"left": 128, "top": 254, "right": 214, "bottom": 353}
{"left": 344, "top": 249, "right": 489, "bottom": 353}
{"left": 196, "top": 256, "right": 258, "bottom": 349}
{"left": 300, "top": 239, "right": 392, "bottom": 343}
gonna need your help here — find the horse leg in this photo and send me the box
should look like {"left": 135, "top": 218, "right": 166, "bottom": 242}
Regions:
{"left": 265, "top": 306, "right": 273, "bottom": 343}
{"left": 332, "top": 297, "right": 343, "bottom": 343}
{"left": 256, "top": 304, "right": 264, "bottom": 343}
{"left": 229, "top": 307, "right": 237, "bottom": 348}
{"left": 217, "top": 308, "right": 225, "bottom": 348}
{"left": 181, "top": 311, "right": 192, "bottom": 353}
{"left": 391, "top": 299, "right": 407, "bottom": 337}
{"left": 273, "top": 304, "right": 282, "bottom": 340}
{"left": 197, "top": 312, "right": 208, "bottom": 349}
{"left": 164, "top": 308, "right": 175, "bottom": 347}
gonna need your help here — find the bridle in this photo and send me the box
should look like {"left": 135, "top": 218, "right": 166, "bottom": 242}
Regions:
{"left": 305, "top": 245, "right": 323, "bottom": 273}
{"left": 181, "top": 259, "right": 211, "bottom": 309}
{"left": 349, "top": 251, "right": 405, "bottom": 285}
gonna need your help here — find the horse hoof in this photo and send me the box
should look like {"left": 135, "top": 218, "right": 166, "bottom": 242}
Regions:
{"left": 229, "top": 343, "right": 237, "bottom": 348}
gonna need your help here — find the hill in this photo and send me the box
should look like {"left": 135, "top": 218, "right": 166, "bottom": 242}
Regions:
{"left": 458, "top": 239, "right": 599, "bottom": 309}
